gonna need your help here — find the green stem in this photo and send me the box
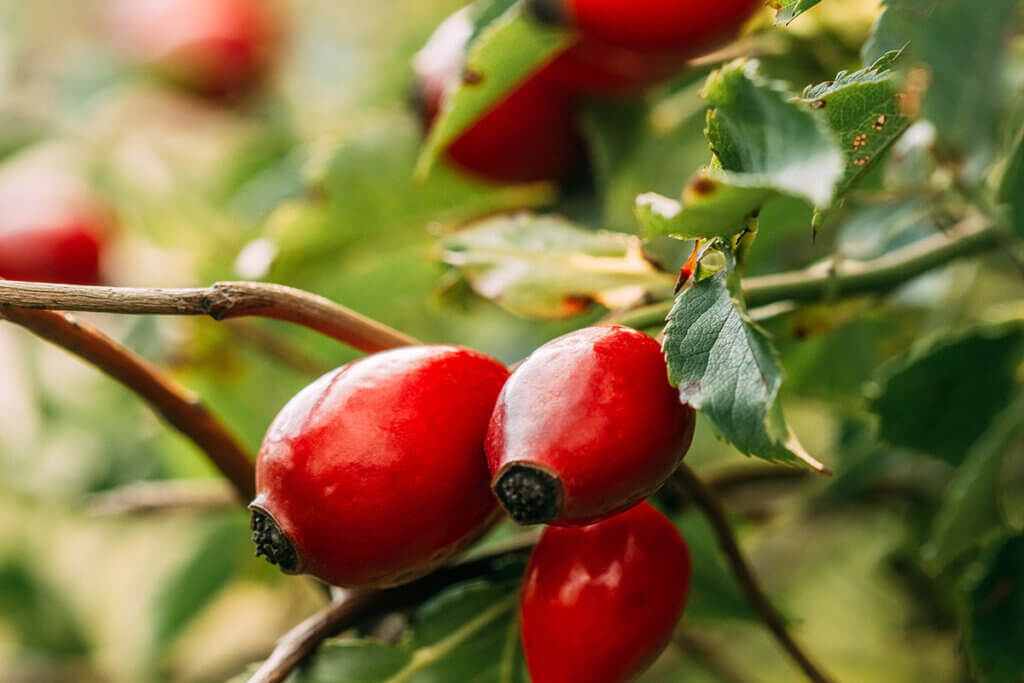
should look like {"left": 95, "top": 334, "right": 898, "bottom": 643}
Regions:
{"left": 385, "top": 596, "right": 517, "bottom": 683}
{"left": 613, "top": 216, "right": 999, "bottom": 330}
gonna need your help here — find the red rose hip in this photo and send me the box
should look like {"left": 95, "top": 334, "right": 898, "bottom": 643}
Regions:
{"left": 111, "top": 0, "right": 280, "bottom": 98}
{"left": 486, "top": 325, "right": 695, "bottom": 526}
{"left": 412, "top": 9, "right": 583, "bottom": 183}
{"left": 520, "top": 502, "right": 691, "bottom": 683}
{"left": 251, "top": 345, "right": 509, "bottom": 587}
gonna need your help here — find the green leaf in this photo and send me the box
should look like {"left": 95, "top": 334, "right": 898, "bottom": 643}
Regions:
{"left": 769, "top": 0, "right": 823, "bottom": 25}
{"left": 961, "top": 533, "right": 1024, "bottom": 683}
{"left": 149, "top": 516, "right": 249, "bottom": 660}
{"left": 866, "top": 321, "right": 1024, "bottom": 465}
{"left": 440, "top": 213, "right": 674, "bottom": 318}
{"left": 0, "top": 557, "right": 89, "bottom": 657}
{"left": 998, "top": 124, "right": 1024, "bottom": 239}
{"left": 416, "top": 4, "right": 572, "bottom": 179}
{"left": 639, "top": 61, "right": 843, "bottom": 238}
{"left": 282, "top": 581, "right": 523, "bottom": 683}
{"left": 864, "top": 0, "right": 1018, "bottom": 160}
{"left": 923, "top": 390, "right": 1024, "bottom": 573}
{"left": 663, "top": 267, "right": 826, "bottom": 470}
{"left": 798, "top": 51, "right": 911, "bottom": 196}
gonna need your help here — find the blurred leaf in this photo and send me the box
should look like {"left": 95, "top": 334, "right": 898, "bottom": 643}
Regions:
{"left": 279, "top": 581, "right": 524, "bottom": 683}
{"left": 961, "top": 533, "right": 1024, "bottom": 683}
{"left": 797, "top": 51, "right": 911, "bottom": 195}
{"left": 997, "top": 124, "right": 1024, "bottom": 239}
{"left": 150, "top": 515, "right": 250, "bottom": 662}
{"left": 770, "top": 0, "right": 824, "bottom": 24}
{"left": 0, "top": 557, "right": 89, "bottom": 657}
{"left": 664, "top": 265, "right": 825, "bottom": 470}
{"left": 675, "top": 512, "right": 760, "bottom": 623}
{"left": 271, "top": 117, "right": 553, "bottom": 272}
{"left": 864, "top": 0, "right": 1017, "bottom": 162}
{"left": 638, "top": 60, "right": 843, "bottom": 238}
{"left": 440, "top": 213, "right": 674, "bottom": 318}
{"left": 866, "top": 321, "right": 1024, "bottom": 464}
{"left": 923, "top": 390, "right": 1024, "bottom": 573}
{"left": 416, "top": 4, "right": 571, "bottom": 178}
{"left": 837, "top": 198, "right": 936, "bottom": 260}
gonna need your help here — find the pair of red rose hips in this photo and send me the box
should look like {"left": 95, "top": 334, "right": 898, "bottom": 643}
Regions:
{"left": 414, "top": 0, "right": 763, "bottom": 182}
{"left": 251, "top": 325, "right": 695, "bottom": 681}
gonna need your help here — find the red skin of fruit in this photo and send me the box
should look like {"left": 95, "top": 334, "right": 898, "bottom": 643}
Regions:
{"left": 566, "top": 0, "right": 763, "bottom": 54}
{"left": 112, "top": 0, "right": 279, "bottom": 98}
{"left": 252, "top": 346, "right": 509, "bottom": 587}
{"left": 0, "top": 202, "right": 109, "bottom": 286}
{"left": 486, "top": 325, "right": 695, "bottom": 526}
{"left": 413, "top": 10, "right": 583, "bottom": 183}
{"left": 530, "top": 0, "right": 763, "bottom": 95}
{"left": 520, "top": 502, "right": 691, "bottom": 683}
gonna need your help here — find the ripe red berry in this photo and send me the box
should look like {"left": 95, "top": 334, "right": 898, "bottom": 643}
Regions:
{"left": 0, "top": 165, "right": 111, "bottom": 286}
{"left": 528, "top": 0, "right": 762, "bottom": 54}
{"left": 250, "top": 346, "right": 509, "bottom": 587}
{"left": 525, "top": 0, "right": 763, "bottom": 95}
{"left": 486, "top": 325, "right": 695, "bottom": 526}
{"left": 413, "top": 10, "right": 583, "bottom": 183}
{"left": 520, "top": 502, "right": 691, "bottom": 683}
{"left": 111, "top": 0, "right": 280, "bottom": 98}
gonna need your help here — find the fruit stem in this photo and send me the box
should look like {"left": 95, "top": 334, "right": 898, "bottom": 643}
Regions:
{"left": 673, "top": 464, "right": 834, "bottom": 683}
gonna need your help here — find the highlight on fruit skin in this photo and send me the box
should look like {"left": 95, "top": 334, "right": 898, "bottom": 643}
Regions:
{"left": 109, "top": 0, "right": 282, "bottom": 98}
{"left": 486, "top": 325, "right": 696, "bottom": 526}
{"left": 250, "top": 345, "right": 509, "bottom": 588}
{"left": 0, "top": 147, "right": 114, "bottom": 286}
{"left": 411, "top": 8, "right": 584, "bottom": 183}
{"left": 519, "top": 502, "right": 691, "bottom": 683}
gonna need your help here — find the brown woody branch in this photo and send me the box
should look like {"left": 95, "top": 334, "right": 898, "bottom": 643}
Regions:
{"left": 0, "top": 280, "right": 419, "bottom": 354}
{"left": 0, "top": 306, "right": 256, "bottom": 501}
{"left": 673, "top": 464, "right": 833, "bottom": 683}
{"left": 246, "top": 533, "right": 539, "bottom": 683}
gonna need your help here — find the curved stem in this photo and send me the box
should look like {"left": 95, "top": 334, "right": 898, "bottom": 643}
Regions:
{"left": 0, "top": 281, "right": 419, "bottom": 354}
{"left": 246, "top": 534, "right": 537, "bottom": 683}
{"left": 0, "top": 307, "right": 256, "bottom": 501}
{"left": 673, "top": 465, "right": 833, "bottom": 683}
{"left": 611, "top": 216, "right": 999, "bottom": 329}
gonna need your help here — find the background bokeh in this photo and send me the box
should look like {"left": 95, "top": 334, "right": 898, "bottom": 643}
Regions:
{"left": 0, "top": 1, "right": 1020, "bottom": 681}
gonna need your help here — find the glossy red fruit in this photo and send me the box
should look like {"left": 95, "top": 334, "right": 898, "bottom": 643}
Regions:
{"left": 0, "top": 172, "right": 111, "bottom": 286}
{"left": 251, "top": 345, "right": 508, "bottom": 588}
{"left": 526, "top": 0, "right": 763, "bottom": 95}
{"left": 111, "top": 0, "right": 280, "bottom": 98}
{"left": 486, "top": 325, "right": 695, "bottom": 526}
{"left": 520, "top": 502, "right": 691, "bottom": 683}
{"left": 529, "top": 0, "right": 762, "bottom": 54}
{"left": 413, "top": 9, "right": 583, "bottom": 183}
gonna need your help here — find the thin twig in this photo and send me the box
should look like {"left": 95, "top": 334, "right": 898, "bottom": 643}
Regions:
{"left": 247, "top": 533, "right": 538, "bottom": 683}
{"left": 86, "top": 480, "right": 237, "bottom": 515}
{"left": 0, "top": 281, "right": 419, "bottom": 354}
{"left": 673, "top": 465, "right": 833, "bottom": 683}
{"left": 608, "top": 215, "right": 999, "bottom": 329}
{"left": 224, "top": 320, "right": 335, "bottom": 377}
{"left": 0, "top": 307, "right": 256, "bottom": 501}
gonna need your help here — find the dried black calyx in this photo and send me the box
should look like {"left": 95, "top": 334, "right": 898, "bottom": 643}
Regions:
{"left": 493, "top": 463, "right": 563, "bottom": 525}
{"left": 250, "top": 505, "right": 300, "bottom": 573}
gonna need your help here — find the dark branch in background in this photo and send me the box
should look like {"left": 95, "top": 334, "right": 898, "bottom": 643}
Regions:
{"left": 246, "top": 533, "right": 539, "bottom": 683}
{"left": 0, "top": 281, "right": 419, "bottom": 354}
{"left": 0, "top": 306, "right": 256, "bottom": 501}
{"left": 673, "top": 465, "right": 833, "bottom": 683}
{"left": 611, "top": 215, "right": 1000, "bottom": 329}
